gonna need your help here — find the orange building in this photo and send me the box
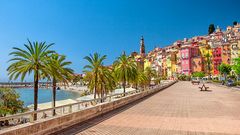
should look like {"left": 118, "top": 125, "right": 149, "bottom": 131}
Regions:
{"left": 191, "top": 45, "right": 203, "bottom": 73}
{"left": 221, "top": 43, "right": 231, "bottom": 64}
{"left": 191, "top": 57, "right": 203, "bottom": 72}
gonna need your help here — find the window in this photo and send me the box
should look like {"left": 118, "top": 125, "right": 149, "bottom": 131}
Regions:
{"left": 182, "top": 53, "right": 184, "bottom": 58}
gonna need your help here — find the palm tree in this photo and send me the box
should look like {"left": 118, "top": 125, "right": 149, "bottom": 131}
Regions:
{"left": 44, "top": 54, "right": 74, "bottom": 116}
{"left": 83, "top": 71, "right": 95, "bottom": 91}
{"left": 204, "top": 44, "right": 212, "bottom": 80}
{"left": 7, "top": 40, "right": 54, "bottom": 120}
{"left": 131, "top": 68, "right": 147, "bottom": 90}
{"left": 83, "top": 63, "right": 115, "bottom": 102}
{"left": 144, "top": 66, "right": 157, "bottom": 86}
{"left": 114, "top": 53, "right": 137, "bottom": 95}
{"left": 98, "top": 66, "right": 116, "bottom": 101}
{"left": 84, "top": 53, "right": 106, "bottom": 99}
{"left": 154, "top": 72, "right": 161, "bottom": 85}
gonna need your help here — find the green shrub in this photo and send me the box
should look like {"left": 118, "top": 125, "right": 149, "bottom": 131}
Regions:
{"left": 212, "top": 80, "right": 221, "bottom": 83}
{"left": 191, "top": 72, "right": 205, "bottom": 78}
{"left": 80, "top": 90, "right": 90, "bottom": 96}
{"left": 232, "top": 82, "right": 237, "bottom": 86}
{"left": 0, "top": 88, "right": 26, "bottom": 117}
{"left": 235, "top": 81, "right": 240, "bottom": 86}
{"left": 177, "top": 74, "right": 190, "bottom": 81}
{"left": 161, "top": 76, "right": 167, "bottom": 80}
{"left": 212, "top": 77, "right": 219, "bottom": 80}
{"left": 227, "top": 75, "right": 237, "bottom": 80}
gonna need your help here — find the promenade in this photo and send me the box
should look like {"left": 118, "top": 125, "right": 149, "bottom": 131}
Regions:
{"left": 54, "top": 81, "right": 240, "bottom": 135}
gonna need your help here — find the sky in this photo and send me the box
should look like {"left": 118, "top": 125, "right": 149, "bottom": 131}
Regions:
{"left": 0, "top": 0, "right": 239, "bottom": 82}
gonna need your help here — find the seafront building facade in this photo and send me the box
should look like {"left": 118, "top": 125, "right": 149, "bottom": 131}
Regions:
{"left": 135, "top": 23, "right": 240, "bottom": 79}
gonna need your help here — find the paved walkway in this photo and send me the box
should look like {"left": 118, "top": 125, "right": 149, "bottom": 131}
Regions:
{"left": 54, "top": 82, "right": 240, "bottom": 135}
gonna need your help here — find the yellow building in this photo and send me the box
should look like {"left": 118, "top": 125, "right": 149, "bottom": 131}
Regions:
{"left": 199, "top": 43, "right": 214, "bottom": 75}
{"left": 166, "top": 54, "right": 172, "bottom": 77}
{"left": 144, "top": 59, "right": 151, "bottom": 70}
{"left": 176, "top": 50, "right": 181, "bottom": 74}
{"left": 170, "top": 52, "right": 178, "bottom": 78}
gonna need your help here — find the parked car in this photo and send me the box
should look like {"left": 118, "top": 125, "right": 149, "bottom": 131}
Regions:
{"left": 202, "top": 77, "right": 211, "bottom": 83}
{"left": 226, "top": 79, "right": 234, "bottom": 86}
{"left": 191, "top": 77, "right": 200, "bottom": 85}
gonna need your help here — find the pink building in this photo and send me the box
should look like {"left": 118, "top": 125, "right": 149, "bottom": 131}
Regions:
{"left": 180, "top": 46, "right": 191, "bottom": 75}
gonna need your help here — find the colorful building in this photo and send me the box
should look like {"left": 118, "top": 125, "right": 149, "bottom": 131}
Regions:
{"left": 191, "top": 46, "right": 203, "bottom": 73}
{"left": 132, "top": 23, "right": 240, "bottom": 78}
{"left": 156, "top": 49, "right": 163, "bottom": 75}
{"left": 165, "top": 52, "right": 171, "bottom": 77}
{"left": 221, "top": 43, "right": 231, "bottom": 64}
{"left": 230, "top": 41, "right": 240, "bottom": 64}
{"left": 180, "top": 45, "right": 191, "bottom": 75}
{"left": 199, "top": 43, "right": 214, "bottom": 75}
{"left": 176, "top": 51, "right": 182, "bottom": 74}
{"left": 212, "top": 47, "right": 222, "bottom": 75}
{"left": 162, "top": 54, "right": 167, "bottom": 77}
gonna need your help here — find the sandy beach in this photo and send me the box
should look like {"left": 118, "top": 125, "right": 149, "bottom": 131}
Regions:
{"left": 29, "top": 87, "right": 137, "bottom": 110}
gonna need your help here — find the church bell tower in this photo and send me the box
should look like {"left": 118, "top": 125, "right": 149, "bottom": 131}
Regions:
{"left": 140, "top": 36, "right": 145, "bottom": 56}
{"left": 139, "top": 36, "right": 145, "bottom": 71}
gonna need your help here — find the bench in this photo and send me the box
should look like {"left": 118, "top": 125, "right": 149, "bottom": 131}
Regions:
{"left": 198, "top": 84, "right": 209, "bottom": 91}
{"left": 192, "top": 81, "right": 200, "bottom": 85}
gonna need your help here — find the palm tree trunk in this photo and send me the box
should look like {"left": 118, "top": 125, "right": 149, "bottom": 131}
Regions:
{"left": 33, "top": 70, "right": 39, "bottom": 120}
{"left": 100, "top": 84, "right": 103, "bottom": 103}
{"left": 101, "top": 78, "right": 106, "bottom": 103}
{"left": 123, "top": 74, "right": 126, "bottom": 96}
{"left": 208, "top": 66, "right": 211, "bottom": 80}
{"left": 94, "top": 72, "right": 97, "bottom": 99}
{"left": 52, "top": 78, "right": 56, "bottom": 116}
{"left": 103, "top": 89, "right": 106, "bottom": 97}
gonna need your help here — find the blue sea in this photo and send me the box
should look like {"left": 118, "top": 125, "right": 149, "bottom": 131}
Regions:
{"left": 16, "top": 88, "right": 80, "bottom": 106}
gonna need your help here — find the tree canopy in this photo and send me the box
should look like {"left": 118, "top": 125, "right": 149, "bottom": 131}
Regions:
{"left": 192, "top": 72, "right": 205, "bottom": 78}
{"left": 83, "top": 53, "right": 108, "bottom": 99}
{"left": 113, "top": 53, "right": 137, "bottom": 95}
{"left": 232, "top": 58, "right": 240, "bottom": 75}
{"left": 233, "top": 21, "right": 238, "bottom": 26}
{"left": 0, "top": 88, "right": 26, "bottom": 117}
{"left": 7, "top": 40, "right": 54, "bottom": 120}
{"left": 218, "top": 63, "right": 232, "bottom": 75}
{"left": 144, "top": 66, "right": 156, "bottom": 86}
{"left": 208, "top": 24, "right": 215, "bottom": 34}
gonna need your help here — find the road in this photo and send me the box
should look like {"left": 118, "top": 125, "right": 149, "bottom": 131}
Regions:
{"left": 53, "top": 81, "right": 240, "bottom": 135}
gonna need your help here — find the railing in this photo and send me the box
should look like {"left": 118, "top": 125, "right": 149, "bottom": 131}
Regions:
{"left": 0, "top": 82, "right": 52, "bottom": 88}
{"left": 0, "top": 81, "right": 174, "bottom": 130}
